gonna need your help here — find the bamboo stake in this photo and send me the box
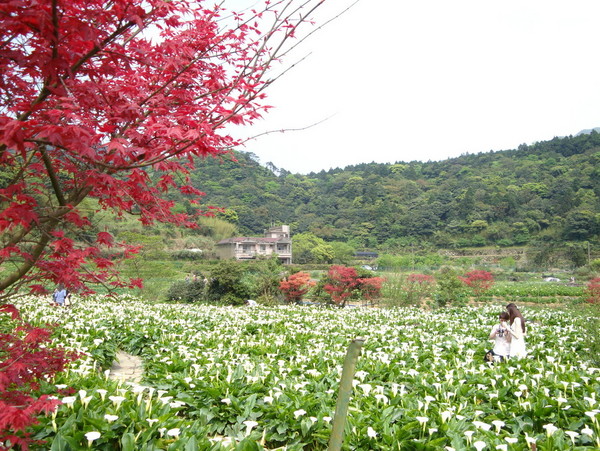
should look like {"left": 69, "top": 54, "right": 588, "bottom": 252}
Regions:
{"left": 328, "top": 338, "right": 365, "bottom": 451}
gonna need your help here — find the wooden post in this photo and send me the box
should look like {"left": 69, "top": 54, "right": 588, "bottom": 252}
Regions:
{"left": 328, "top": 338, "right": 365, "bottom": 451}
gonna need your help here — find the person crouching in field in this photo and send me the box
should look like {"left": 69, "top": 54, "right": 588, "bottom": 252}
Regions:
{"left": 52, "top": 284, "right": 68, "bottom": 307}
{"left": 487, "top": 311, "right": 511, "bottom": 362}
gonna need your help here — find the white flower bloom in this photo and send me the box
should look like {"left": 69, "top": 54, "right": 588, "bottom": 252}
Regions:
{"left": 96, "top": 389, "right": 107, "bottom": 400}
{"left": 146, "top": 419, "right": 159, "bottom": 425}
{"left": 464, "top": 430, "right": 474, "bottom": 444}
{"left": 85, "top": 431, "right": 101, "bottom": 446}
{"left": 496, "top": 446, "right": 507, "bottom": 451}
{"left": 243, "top": 420, "right": 258, "bottom": 436}
{"left": 108, "top": 395, "right": 126, "bottom": 409}
{"left": 505, "top": 437, "right": 518, "bottom": 444}
{"left": 323, "top": 416, "right": 332, "bottom": 423}
{"left": 492, "top": 420, "right": 505, "bottom": 433}
{"left": 416, "top": 416, "right": 429, "bottom": 425}
{"left": 81, "top": 396, "right": 93, "bottom": 409}
{"left": 473, "top": 420, "right": 492, "bottom": 431}
{"left": 375, "top": 394, "right": 389, "bottom": 404}
{"left": 581, "top": 425, "right": 594, "bottom": 436}
{"left": 525, "top": 433, "right": 537, "bottom": 445}
{"left": 159, "top": 396, "right": 173, "bottom": 405}
{"left": 166, "top": 428, "right": 180, "bottom": 437}
{"left": 61, "top": 396, "right": 77, "bottom": 407}
{"left": 85, "top": 431, "right": 101, "bottom": 441}
{"left": 221, "top": 398, "right": 231, "bottom": 405}
{"left": 263, "top": 396, "right": 274, "bottom": 404}
{"left": 565, "top": 431, "right": 579, "bottom": 443}
{"left": 474, "top": 441, "right": 486, "bottom": 451}
{"left": 355, "top": 370, "right": 369, "bottom": 381}
{"left": 104, "top": 414, "right": 118, "bottom": 422}
{"left": 543, "top": 423, "right": 559, "bottom": 436}
{"left": 358, "top": 384, "right": 372, "bottom": 395}
{"left": 294, "top": 409, "right": 307, "bottom": 418}
{"left": 367, "top": 426, "right": 377, "bottom": 438}
{"left": 441, "top": 410, "right": 453, "bottom": 423}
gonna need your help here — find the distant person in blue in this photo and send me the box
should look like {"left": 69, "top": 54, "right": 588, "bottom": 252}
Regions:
{"left": 53, "top": 284, "right": 68, "bottom": 307}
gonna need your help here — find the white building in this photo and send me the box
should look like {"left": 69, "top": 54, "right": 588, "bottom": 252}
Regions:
{"left": 216, "top": 225, "right": 292, "bottom": 264}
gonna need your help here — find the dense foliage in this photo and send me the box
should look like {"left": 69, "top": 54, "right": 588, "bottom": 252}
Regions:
{"left": 183, "top": 133, "right": 600, "bottom": 257}
{"left": 3, "top": 296, "right": 600, "bottom": 450}
{"left": 0, "top": 304, "right": 79, "bottom": 449}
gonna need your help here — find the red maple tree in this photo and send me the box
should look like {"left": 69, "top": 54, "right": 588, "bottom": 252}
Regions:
{"left": 324, "top": 265, "right": 384, "bottom": 307}
{"left": 459, "top": 270, "right": 494, "bottom": 298}
{"left": 0, "top": 0, "right": 326, "bottom": 299}
{"left": 0, "top": 304, "right": 80, "bottom": 449}
{"left": 279, "top": 271, "right": 315, "bottom": 304}
{"left": 585, "top": 277, "right": 600, "bottom": 304}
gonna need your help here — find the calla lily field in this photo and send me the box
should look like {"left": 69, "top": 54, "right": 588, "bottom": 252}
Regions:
{"left": 3, "top": 295, "right": 600, "bottom": 450}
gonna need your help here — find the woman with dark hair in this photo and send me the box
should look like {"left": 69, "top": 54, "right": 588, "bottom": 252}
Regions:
{"left": 506, "top": 303, "right": 527, "bottom": 358}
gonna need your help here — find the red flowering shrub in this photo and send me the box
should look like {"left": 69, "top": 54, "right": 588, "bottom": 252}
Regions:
{"left": 585, "top": 277, "right": 600, "bottom": 305}
{"left": 459, "top": 270, "right": 494, "bottom": 298}
{"left": 279, "top": 272, "right": 315, "bottom": 304}
{"left": 323, "top": 266, "right": 360, "bottom": 307}
{"left": 323, "top": 266, "right": 384, "bottom": 307}
{"left": 0, "top": 304, "right": 80, "bottom": 449}
{"left": 357, "top": 276, "right": 385, "bottom": 301}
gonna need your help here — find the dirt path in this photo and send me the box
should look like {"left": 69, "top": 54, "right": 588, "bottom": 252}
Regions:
{"left": 109, "top": 351, "right": 144, "bottom": 383}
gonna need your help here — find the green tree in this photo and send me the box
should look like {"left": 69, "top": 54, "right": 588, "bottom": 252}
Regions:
{"left": 330, "top": 242, "right": 356, "bottom": 264}
{"left": 247, "top": 257, "right": 284, "bottom": 303}
{"left": 206, "top": 260, "right": 250, "bottom": 305}
{"left": 563, "top": 210, "right": 598, "bottom": 240}
{"left": 434, "top": 267, "right": 468, "bottom": 307}
{"left": 292, "top": 232, "right": 334, "bottom": 264}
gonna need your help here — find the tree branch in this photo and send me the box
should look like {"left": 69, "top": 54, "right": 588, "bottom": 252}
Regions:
{"left": 39, "top": 145, "right": 67, "bottom": 207}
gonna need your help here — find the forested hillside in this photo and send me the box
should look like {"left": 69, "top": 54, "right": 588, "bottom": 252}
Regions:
{"left": 180, "top": 132, "right": 599, "bottom": 255}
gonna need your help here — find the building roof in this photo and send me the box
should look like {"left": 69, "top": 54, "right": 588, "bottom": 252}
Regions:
{"left": 217, "top": 237, "right": 290, "bottom": 245}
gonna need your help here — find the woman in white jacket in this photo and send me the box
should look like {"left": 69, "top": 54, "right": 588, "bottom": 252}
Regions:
{"left": 506, "top": 303, "right": 527, "bottom": 358}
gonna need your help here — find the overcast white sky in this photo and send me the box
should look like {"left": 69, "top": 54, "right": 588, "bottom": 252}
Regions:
{"left": 231, "top": 1, "right": 600, "bottom": 174}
